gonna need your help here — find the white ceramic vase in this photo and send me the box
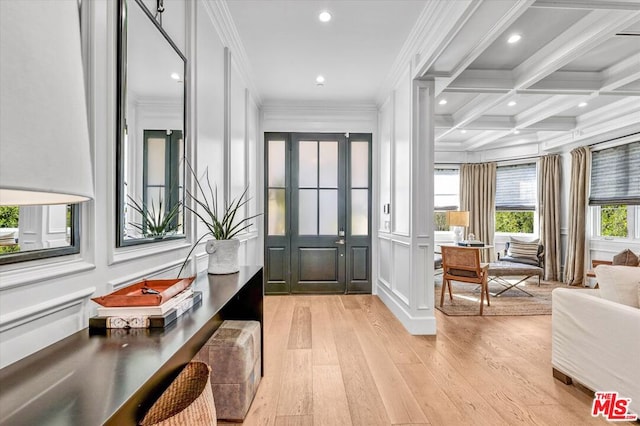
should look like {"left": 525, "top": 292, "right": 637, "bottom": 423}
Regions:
{"left": 206, "top": 239, "right": 240, "bottom": 274}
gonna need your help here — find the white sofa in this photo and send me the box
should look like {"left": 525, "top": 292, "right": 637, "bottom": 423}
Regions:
{"left": 552, "top": 288, "right": 640, "bottom": 416}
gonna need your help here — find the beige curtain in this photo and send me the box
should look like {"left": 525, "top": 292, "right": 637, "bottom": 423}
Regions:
{"left": 460, "top": 162, "right": 496, "bottom": 261}
{"left": 564, "top": 147, "right": 590, "bottom": 286}
{"left": 538, "top": 155, "right": 562, "bottom": 281}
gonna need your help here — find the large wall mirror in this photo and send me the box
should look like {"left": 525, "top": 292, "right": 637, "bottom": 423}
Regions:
{"left": 117, "top": 0, "right": 186, "bottom": 247}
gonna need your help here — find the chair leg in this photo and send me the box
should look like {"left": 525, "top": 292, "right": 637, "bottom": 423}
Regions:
{"left": 485, "top": 277, "right": 490, "bottom": 307}
{"left": 479, "top": 283, "right": 484, "bottom": 316}
{"left": 440, "top": 278, "right": 447, "bottom": 307}
{"left": 447, "top": 280, "right": 453, "bottom": 301}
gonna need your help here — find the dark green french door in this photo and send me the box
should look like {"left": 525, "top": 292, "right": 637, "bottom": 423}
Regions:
{"left": 265, "top": 132, "right": 372, "bottom": 294}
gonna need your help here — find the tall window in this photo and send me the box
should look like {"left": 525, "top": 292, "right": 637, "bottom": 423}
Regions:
{"left": 495, "top": 163, "right": 537, "bottom": 234}
{"left": 590, "top": 141, "right": 640, "bottom": 239}
{"left": 434, "top": 168, "right": 459, "bottom": 232}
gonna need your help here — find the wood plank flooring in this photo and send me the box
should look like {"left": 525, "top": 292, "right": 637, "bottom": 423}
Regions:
{"left": 231, "top": 295, "right": 617, "bottom": 425}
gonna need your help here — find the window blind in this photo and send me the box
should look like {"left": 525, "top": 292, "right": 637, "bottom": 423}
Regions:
{"left": 590, "top": 141, "right": 640, "bottom": 205}
{"left": 434, "top": 168, "right": 459, "bottom": 210}
{"left": 495, "top": 163, "right": 536, "bottom": 210}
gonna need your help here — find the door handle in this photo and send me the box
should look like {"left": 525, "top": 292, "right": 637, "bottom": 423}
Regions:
{"left": 335, "top": 239, "right": 345, "bottom": 245}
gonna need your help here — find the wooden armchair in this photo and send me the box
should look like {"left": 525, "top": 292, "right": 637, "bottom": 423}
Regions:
{"left": 440, "top": 246, "right": 490, "bottom": 315}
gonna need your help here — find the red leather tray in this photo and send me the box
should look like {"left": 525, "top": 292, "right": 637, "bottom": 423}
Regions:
{"left": 91, "top": 276, "right": 195, "bottom": 307}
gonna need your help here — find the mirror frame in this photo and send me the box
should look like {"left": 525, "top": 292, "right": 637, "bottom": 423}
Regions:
{"left": 116, "top": 0, "right": 188, "bottom": 247}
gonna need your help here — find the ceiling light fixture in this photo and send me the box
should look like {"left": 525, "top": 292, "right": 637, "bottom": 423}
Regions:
{"left": 461, "top": 129, "right": 467, "bottom": 134}
{"left": 507, "top": 34, "right": 522, "bottom": 44}
{"left": 508, "top": 101, "right": 517, "bottom": 107}
{"left": 578, "top": 102, "right": 588, "bottom": 108}
{"left": 316, "top": 75, "right": 325, "bottom": 86}
{"left": 170, "top": 72, "right": 181, "bottom": 80}
{"left": 319, "top": 11, "right": 331, "bottom": 22}
{"left": 438, "top": 99, "right": 447, "bottom": 105}
{"left": 513, "top": 129, "right": 520, "bottom": 134}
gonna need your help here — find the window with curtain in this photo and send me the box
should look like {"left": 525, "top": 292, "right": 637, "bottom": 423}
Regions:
{"left": 434, "top": 168, "right": 459, "bottom": 231}
{"left": 590, "top": 141, "right": 640, "bottom": 239}
{"left": 495, "top": 163, "right": 537, "bottom": 234}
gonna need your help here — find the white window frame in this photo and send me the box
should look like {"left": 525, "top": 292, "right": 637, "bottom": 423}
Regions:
{"left": 591, "top": 205, "right": 639, "bottom": 241}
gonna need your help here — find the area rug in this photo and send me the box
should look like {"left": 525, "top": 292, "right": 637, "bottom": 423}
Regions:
{"left": 435, "top": 277, "right": 569, "bottom": 316}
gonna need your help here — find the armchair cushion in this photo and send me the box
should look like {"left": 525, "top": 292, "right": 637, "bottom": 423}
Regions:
{"left": 595, "top": 265, "right": 640, "bottom": 308}
{"left": 502, "top": 238, "right": 543, "bottom": 267}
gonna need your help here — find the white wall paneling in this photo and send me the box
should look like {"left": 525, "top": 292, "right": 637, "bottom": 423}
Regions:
{"left": 393, "top": 66, "right": 411, "bottom": 236}
{"left": 375, "top": 74, "right": 436, "bottom": 335}
{"left": 392, "top": 241, "right": 411, "bottom": 304}
{"left": 378, "top": 98, "right": 393, "bottom": 233}
{"left": 0, "top": 0, "right": 262, "bottom": 368}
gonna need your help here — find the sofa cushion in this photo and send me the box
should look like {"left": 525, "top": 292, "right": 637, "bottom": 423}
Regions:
{"left": 612, "top": 249, "right": 639, "bottom": 267}
{"left": 595, "top": 265, "right": 640, "bottom": 308}
{"left": 507, "top": 237, "right": 540, "bottom": 264}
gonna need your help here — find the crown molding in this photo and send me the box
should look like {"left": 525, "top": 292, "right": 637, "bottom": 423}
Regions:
{"left": 375, "top": 1, "right": 477, "bottom": 105}
{"left": 201, "top": 0, "right": 262, "bottom": 105}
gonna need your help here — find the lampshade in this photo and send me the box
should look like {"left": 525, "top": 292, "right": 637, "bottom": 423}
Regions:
{"left": 0, "top": 0, "right": 94, "bottom": 205}
{"left": 447, "top": 210, "right": 469, "bottom": 227}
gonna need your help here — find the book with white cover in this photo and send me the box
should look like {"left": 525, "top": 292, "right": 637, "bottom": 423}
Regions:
{"left": 96, "top": 288, "right": 194, "bottom": 316}
{"left": 89, "top": 292, "right": 203, "bottom": 329}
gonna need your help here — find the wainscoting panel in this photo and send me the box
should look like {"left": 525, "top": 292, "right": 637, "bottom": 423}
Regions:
{"left": 393, "top": 241, "right": 411, "bottom": 305}
{"left": 378, "top": 237, "right": 392, "bottom": 288}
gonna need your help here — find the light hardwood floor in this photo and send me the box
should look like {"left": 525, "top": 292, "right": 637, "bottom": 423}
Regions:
{"left": 233, "top": 294, "right": 616, "bottom": 425}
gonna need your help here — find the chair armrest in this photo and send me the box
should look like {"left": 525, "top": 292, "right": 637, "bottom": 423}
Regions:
{"left": 537, "top": 250, "right": 545, "bottom": 268}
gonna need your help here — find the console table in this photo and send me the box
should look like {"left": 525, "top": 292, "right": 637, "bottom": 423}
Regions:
{"left": 0, "top": 266, "right": 263, "bottom": 425}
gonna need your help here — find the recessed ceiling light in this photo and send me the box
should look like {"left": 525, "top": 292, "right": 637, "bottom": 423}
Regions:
{"left": 319, "top": 11, "right": 331, "bottom": 22}
{"left": 508, "top": 101, "right": 517, "bottom": 107}
{"left": 316, "top": 75, "right": 325, "bottom": 86}
{"left": 513, "top": 129, "right": 520, "bottom": 134}
{"left": 461, "top": 129, "right": 467, "bottom": 134}
{"left": 438, "top": 99, "right": 447, "bottom": 105}
{"left": 578, "top": 102, "right": 588, "bottom": 108}
{"left": 507, "top": 34, "right": 522, "bottom": 44}
{"left": 170, "top": 72, "right": 180, "bottom": 80}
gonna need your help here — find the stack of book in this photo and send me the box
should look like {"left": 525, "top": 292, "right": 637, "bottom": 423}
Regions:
{"left": 89, "top": 278, "right": 201, "bottom": 329}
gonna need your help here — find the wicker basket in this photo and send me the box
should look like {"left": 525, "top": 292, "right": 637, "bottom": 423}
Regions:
{"left": 139, "top": 362, "right": 216, "bottom": 426}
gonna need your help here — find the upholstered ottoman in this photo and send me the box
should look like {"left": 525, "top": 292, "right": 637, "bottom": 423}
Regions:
{"left": 194, "top": 320, "right": 261, "bottom": 421}
{"left": 487, "top": 261, "right": 543, "bottom": 297}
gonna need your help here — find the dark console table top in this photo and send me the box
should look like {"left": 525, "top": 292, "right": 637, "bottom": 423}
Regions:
{"left": 0, "top": 266, "right": 263, "bottom": 425}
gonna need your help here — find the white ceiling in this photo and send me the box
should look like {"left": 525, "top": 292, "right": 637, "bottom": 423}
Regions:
{"left": 225, "top": 0, "right": 427, "bottom": 104}
{"left": 224, "top": 0, "right": 640, "bottom": 152}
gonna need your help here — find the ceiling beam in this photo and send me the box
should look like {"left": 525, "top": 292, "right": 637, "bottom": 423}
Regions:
{"left": 532, "top": 0, "right": 640, "bottom": 10}
{"left": 427, "top": 0, "right": 535, "bottom": 96}
{"left": 514, "top": 10, "right": 640, "bottom": 89}
{"left": 600, "top": 53, "right": 640, "bottom": 92}
{"left": 436, "top": 115, "right": 576, "bottom": 132}
{"left": 515, "top": 95, "right": 591, "bottom": 129}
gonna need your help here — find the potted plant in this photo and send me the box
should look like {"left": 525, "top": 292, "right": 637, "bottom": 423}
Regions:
{"left": 127, "top": 195, "right": 181, "bottom": 239}
{"left": 179, "top": 165, "right": 260, "bottom": 275}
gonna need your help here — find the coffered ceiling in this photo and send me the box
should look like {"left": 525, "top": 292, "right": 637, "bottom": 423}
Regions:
{"left": 224, "top": 0, "right": 640, "bottom": 152}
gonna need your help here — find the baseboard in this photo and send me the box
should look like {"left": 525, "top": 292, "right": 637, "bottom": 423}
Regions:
{"left": 376, "top": 284, "right": 436, "bottom": 335}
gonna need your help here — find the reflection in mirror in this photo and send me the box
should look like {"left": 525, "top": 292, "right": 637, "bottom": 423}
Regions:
{"left": 0, "top": 204, "right": 79, "bottom": 264}
{"left": 117, "top": 0, "right": 186, "bottom": 246}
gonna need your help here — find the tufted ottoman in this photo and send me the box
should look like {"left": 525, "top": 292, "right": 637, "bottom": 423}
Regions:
{"left": 193, "top": 320, "right": 261, "bottom": 421}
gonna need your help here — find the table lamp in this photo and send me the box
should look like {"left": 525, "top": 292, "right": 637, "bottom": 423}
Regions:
{"left": 0, "top": 0, "right": 94, "bottom": 206}
{"left": 447, "top": 210, "right": 469, "bottom": 243}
